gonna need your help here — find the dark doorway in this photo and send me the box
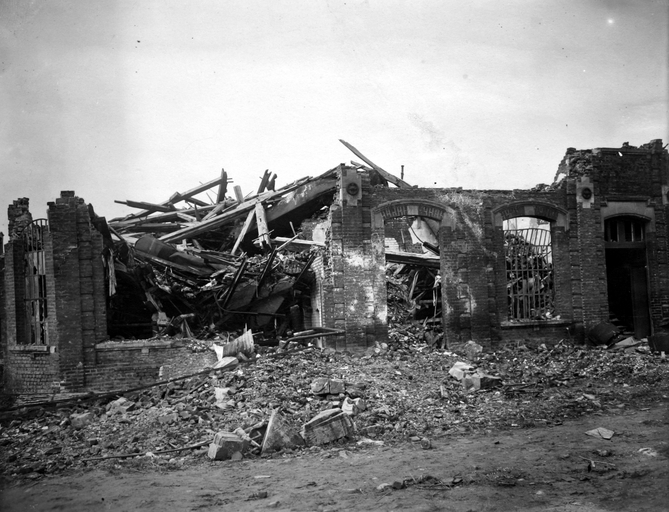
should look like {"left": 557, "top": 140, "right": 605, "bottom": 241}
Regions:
{"left": 604, "top": 216, "right": 650, "bottom": 338}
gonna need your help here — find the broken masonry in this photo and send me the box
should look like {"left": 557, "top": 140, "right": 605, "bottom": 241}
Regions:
{"left": 1, "top": 138, "right": 668, "bottom": 396}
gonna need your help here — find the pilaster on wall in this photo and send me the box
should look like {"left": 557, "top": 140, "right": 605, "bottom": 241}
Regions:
{"left": 48, "top": 192, "right": 108, "bottom": 391}
{"left": 571, "top": 179, "right": 609, "bottom": 334}
{"left": 325, "top": 166, "right": 386, "bottom": 352}
{"left": 440, "top": 216, "right": 492, "bottom": 347}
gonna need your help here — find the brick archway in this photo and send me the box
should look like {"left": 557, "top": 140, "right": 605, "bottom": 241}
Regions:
{"left": 372, "top": 199, "right": 455, "bottom": 229}
{"left": 492, "top": 201, "right": 569, "bottom": 229}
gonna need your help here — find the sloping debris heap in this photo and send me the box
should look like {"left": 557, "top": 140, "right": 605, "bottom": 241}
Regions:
{"left": 105, "top": 167, "right": 339, "bottom": 343}
{"left": 1, "top": 335, "right": 667, "bottom": 478}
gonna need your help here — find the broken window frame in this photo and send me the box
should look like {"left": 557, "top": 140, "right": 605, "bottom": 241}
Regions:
{"left": 504, "top": 218, "right": 555, "bottom": 322}
{"left": 23, "top": 218, "right": 49, "bottom": 345}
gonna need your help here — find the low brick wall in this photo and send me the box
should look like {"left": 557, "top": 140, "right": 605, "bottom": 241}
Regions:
{"left": 5, "top": 348, "right": 59, "bottom": 395}
{"left": 85, "top": 339, "right": 218, "bottom": 392}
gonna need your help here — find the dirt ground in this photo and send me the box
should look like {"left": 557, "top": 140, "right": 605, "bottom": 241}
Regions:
{"left": 2, "top": 398, "right": 667, "bottom": 512}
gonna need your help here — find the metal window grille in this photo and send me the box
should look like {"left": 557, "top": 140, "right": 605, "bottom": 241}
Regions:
{"left": 23, "top": 219, "right": 49, "bottom": 344}
{"left": 505, "top": 227, "right": 554, "bottom": 321}
{"left": 604, "top": 217, "right": 645, "bottom": 243}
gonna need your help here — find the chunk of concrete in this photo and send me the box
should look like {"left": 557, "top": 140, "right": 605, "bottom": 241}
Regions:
{"left": 341, "top": 397, "right": 366, "bottom": 416}
{"left": 107, "top": 397, "right": 135, "bottom": 415}
{"left": 310, "top": 378, "right": 346, "bottom": 396}
{"left": 448, "top": 362, "right": 474, "bottom": 381}
{"left": 207, "top": 431, "right": 249, "bottom": 460}
{"left": 301, "top": 408, "right": 354, "bottom": 446}
{"left": 462, "top": 372, "right": 502, "bottom": 392}
{"left": 261, "top": 409, "right": 304, "bottom": 455}
{"left": 70, "top": 412, "right": 94, "bottom": 429}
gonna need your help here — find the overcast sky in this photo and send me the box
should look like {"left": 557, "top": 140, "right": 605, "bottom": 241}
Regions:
{"left": 1, "top": 0, "right": 667, "bottom": 236}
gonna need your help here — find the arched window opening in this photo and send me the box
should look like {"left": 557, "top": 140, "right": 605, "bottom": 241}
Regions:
{"left": 383, "top": 216, "right": 439, "bottom": 255}
{"left": 504, "top": 217, "right": 554, "bottom": 321}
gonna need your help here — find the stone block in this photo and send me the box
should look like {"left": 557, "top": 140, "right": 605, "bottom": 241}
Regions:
{"left": 207, "top": 431, "right": 249, "bottom": 460}
{"left": 301, "top": 408, "right": 354, "bottom": 446}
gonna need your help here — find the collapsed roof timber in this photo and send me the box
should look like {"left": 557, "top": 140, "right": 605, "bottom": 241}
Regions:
{"left": 1, "top": 138, "right": 668, "bottom": 396}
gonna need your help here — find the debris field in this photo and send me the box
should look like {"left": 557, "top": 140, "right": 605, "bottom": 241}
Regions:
{"left": 1, "top": 333, "right": 667, "bottom": 479}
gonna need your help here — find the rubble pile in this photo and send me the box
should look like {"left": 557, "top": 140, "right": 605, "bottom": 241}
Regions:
{"left": 1, "top": 336, "right": 667, "bottom": 478}
{"left": 102, "top": 167, "right": 340, "bottom": 341}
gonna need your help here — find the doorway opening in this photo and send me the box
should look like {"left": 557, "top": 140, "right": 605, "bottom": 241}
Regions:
{"left": 604, "top": 216, "right": 650, "bottom": 338}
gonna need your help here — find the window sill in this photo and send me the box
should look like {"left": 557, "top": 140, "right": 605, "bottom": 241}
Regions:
{"left": 500, "top": 319, "right": 571, "bottom": 328}
{"left": 9, "top": 345, "right": 54, "bottom": 353}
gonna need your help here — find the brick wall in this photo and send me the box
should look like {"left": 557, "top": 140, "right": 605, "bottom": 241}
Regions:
{"left": 373, "top": 186, "right": 575, "bottom": 347}
{"left": 86, "top": 341, "right": 217, "bottom": 391}
{"left": 324, "top": 166, "right": 386, "bottom": 352}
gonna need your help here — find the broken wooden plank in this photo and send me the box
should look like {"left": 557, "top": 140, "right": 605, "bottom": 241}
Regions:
{"left": 233, "top": 185, "right": 244, "bottom": 203}
{"left": 115, "top": 200, "right": 177, "bottom": 213}
{"left": 339, "top": 139, "right": 412, "bottom": 188}
{"left": 255, "top": 249, "right": 278, "bottom": 297}
{"left": 258, "top": 169, "right": 271, "bottom": 194}
{"left": 216, "top": 168, "right": 228, "bottom": 203}
{"left": 385, "top": 249, "right": 440, "bottom": 268}
{"left": 159, "top": 175, "right": 326, "bottom": 242}
{"left": 220, "top": 257, "right": 248, "bottom": 310}
{"left": 180, "top": 196, "right": 209, "bottom": 207}
{"left": 273, "top": 236, "right": 325, "bottom": 250}
{"left": 294, "top": 252, "right": 316, "bottom": 286}
{"left": 231, "top": 209, "right": 256, "bottom": 255}
{"left": 159, "top": 200, "right": 258, "bottom": 242}
{"left": 254, "top": 202, "right": 271, "bottom": 249}
{"left": 122, "top": 175, "right": 227, "bottom": 219}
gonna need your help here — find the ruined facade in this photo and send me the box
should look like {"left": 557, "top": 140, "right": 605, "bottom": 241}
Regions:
{"left": 2, "top": 139, "right": 667, "bottom": 396}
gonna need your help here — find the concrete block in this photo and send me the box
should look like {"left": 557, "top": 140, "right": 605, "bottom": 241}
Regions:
{"left": 208, "top": 431, "right": 249, "bottom": 460}
{"left": 302, "top": 408, "right": 354, "bottom": 446}
{"left": 448, "top": 362, "right": 474, "bottom": 381}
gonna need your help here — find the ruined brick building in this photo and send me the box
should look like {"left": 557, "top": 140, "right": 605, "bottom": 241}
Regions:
{"left": 2, "top": 139, "right": 667, "bottom": 396}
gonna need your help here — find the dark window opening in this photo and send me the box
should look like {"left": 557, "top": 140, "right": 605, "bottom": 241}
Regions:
{"left": 23, "top": 219, "right": 49, "bottom": 344}
{"left": 605, "top": 217, "right": 645, "bottom": 244}
{"left": 504, "top": 218, "right": 554, "bottom": 321}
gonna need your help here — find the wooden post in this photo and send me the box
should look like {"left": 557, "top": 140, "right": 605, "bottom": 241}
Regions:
{"left": 216, "top": 168, "right": 228, "bottom": 203}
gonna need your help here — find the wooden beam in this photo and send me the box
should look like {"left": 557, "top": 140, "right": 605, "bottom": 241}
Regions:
{"left": 339, "top": 139, "right": 412, "bottom": 188}
{"left": 231, "top": 210, "right": 256, "bottom": 255}
{"left": 158, "top": 174, "right": 329, "bottom": 243}
{"left": 233, "top": 185, "right": 244, "bottom": 203}
{"left": 159, "top": 200, "right": 257, "bottom": 242}
{"left": 254, "top": 202, "right": 271, "bottom": 248}
{"left": 115, "top": 200, "right": 177, "bottom": 213}
{"left": 216, "top": 168, "right": 228, "bottom": 203}
{"left": 122, "top": 175, "right": 227, "bottom": 219}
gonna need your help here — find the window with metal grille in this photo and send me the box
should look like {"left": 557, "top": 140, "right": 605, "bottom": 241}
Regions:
{"left": 23, "top": 219, "right": 49, "bottom": 344}
{"left": 504, "top": 218, "right": 554, "bottom": 321}
{"left": 604, "top": 217, "right": 645, "bottom": 244}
